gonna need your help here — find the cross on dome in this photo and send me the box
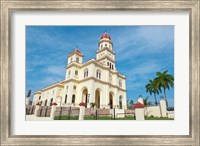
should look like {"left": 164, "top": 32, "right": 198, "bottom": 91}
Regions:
{"left": 100, "top": 31, "right": 111, "bottom": 40}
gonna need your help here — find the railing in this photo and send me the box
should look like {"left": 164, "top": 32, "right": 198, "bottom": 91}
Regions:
{"left": 53, "top": 107, "right": 135, "bottom": 120}
{"left": 54, "top": 106, "right": 80, "bottom": 120}
{"left": 84, "top": 108, "right": 135, "bottom": 120}
{"left": 37, "top": 106, "right": 52, "bottom": 117}
{"left": 26, "top": 106, "right": 35, "bottom": 115}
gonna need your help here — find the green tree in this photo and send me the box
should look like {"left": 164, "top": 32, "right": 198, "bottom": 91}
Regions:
{"left": 129, "top": 100, "right": 134, "bottom": 108}
{"left": 143, "top": 96, "right": 152, "bottom": 107}
{"left": 90, "top": 102, "right": 96, "bottom": 108}
{"left": 145, "top": 79, "right": 160, "bottom": 105}
{"left": 155, "top": 70, "right": 174, "bottom": 108}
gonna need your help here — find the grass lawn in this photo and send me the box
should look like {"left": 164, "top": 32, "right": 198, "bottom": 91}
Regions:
{"left": 54, "top": 115, "right": 173, "bottom": 120}
{"left": 54, "top": 116, "right": 79, "bottom": 120}
{"left": 145, "top": 116, "right": 174, "bottom": 120}
{"left": 84, "top": 116, "right": 112, "bottom": 120}
{"left": 115, "top": 116, "right": 135, "bottom": 120}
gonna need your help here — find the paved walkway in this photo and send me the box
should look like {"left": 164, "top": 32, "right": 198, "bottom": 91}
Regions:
{"left": 26, "top": 115, "right": 53, "bottom": 121}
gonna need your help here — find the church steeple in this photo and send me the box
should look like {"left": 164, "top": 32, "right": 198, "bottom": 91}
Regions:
{"left": 96, "top": 32, "right": 115, "bottom": 70}
{"left": 98, "top": 31, "right": 113, "bottom": 50}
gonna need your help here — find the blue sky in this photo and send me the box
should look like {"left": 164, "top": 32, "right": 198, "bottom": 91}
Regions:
{"left": 26, "top": 26, "right": 174, "bottom": 107}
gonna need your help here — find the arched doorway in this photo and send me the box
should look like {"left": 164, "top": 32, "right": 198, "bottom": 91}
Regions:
{"left": 95, "top": 90, "right": 100, "bottom": 108}
{"left": 119, "top": 96, "right": 122, "bottom": 109}
{"left": 82, "top": 88, "right": 88, "bottom": 108}
{"left": 109, "top": 92, "right": 114, "bottom": 109}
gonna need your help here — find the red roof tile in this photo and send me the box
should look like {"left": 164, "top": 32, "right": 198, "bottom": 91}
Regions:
{"left": 75, "top": 48, "right": 82, "bottom": 54}
{"left": 134, "top": 102, "right": 145, "bottom": 108}
{"left": 68, "top": 47, "right": 83, "bottom": 56}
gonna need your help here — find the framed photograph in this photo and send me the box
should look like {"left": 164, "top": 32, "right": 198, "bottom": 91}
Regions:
{"left": 1, "top": 0, "right": 199, "bottom": 145}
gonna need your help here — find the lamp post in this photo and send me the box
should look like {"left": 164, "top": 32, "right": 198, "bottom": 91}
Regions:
{"left": 86, "top": 94, "right": 90, "bottom": 108}
{"left": 87, "top": 94, "right": 90, "bottom": 102}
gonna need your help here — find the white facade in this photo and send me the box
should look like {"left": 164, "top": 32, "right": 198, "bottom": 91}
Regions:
{"left": 32, "top": 32, "right": 127, "bottom": 109}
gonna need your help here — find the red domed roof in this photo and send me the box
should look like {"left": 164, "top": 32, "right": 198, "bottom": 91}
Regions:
{"left": 100, "top": 32, "right": 111, "bottom": 40}
{"left": 134, "top": 102, "right": 145, "bottom": 108}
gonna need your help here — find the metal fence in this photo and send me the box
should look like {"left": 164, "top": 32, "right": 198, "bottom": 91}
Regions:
{"left": 84, "top": 109, "right": 113, "bottom": 120}
{"left": 26, "top": 105, "right": 35, "bottom": 115}
{"left": 84, "top": 108, "right": 135, "bottom": 120}
{"left": 37, "top": 106, "right": 52, "bottom": 117}
{"left": 53, "top": 107, "right": 135, "bottom": 120}
{"left": 54, "top": 107, "right": 80, "bottom": 120}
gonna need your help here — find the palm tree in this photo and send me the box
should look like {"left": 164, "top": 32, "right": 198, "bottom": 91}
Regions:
{"left": 142, "top": 96, "right": 152, "bottom": 117}
{"left": 90, "top": 102, "right": 96, "bottom": 108}
{"left": 145, "top": 79, "right": 160, "bottom": 106}
{"left": 129, "top": 100, "right": 134, "bottom": 108}
{"left": 143, "top": 96, "right": 152, "bottom": 107}
{"left": 155, "top": 70, "right": 174, "bottom": 109}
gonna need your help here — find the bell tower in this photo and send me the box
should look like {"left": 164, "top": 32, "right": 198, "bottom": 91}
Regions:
{"left": 96, "top": 32, "right": 116, "bottom": 70}
{"left": 67, "top": 47, "right": 83, "bottom": 64}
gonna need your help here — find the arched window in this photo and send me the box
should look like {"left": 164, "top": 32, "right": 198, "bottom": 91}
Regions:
{"left": 119, "top": 96, "right": 122, "bottom": 109}
{"left": 119, "top": 79, "right": 122, "bottom": 87}
{"left": 44, "top": 99, "right": 47, "bottom": 106}
{"left": 50, "top": 98, "right": 53, "bottom": 106}
{"left": 70, "top": 58, "right": 73, "bottom": 63}
{"left": 65, "top": 94, "right": 67, "bottom": 104}
{"left": 39, "top": 96, "right": 41, "bottom": 100}
{"left": 72, "top": 94, "right": 75, "bottom": 103}
{"left": 84, "top": 68, "right": 88, "bottom": 78}
{"left": 107, "top": 62, "right": 109, "bottom": 66}
{"left": 75, "top": 70, "right": 78, "bottom": 76}
{"left": 112, "top": 64, "right": 114, "bottom": 70}
{"left": 73, "top": 85, "right": 76, "bottom": 90}
{"left": 96, "top": 69, "right": 101, "bottom": 79}
{"left": 68, "top": 70, "right": 71, "bottom": 76}
{"left": 76, "top": 57, "right": 79, "bottom": 63}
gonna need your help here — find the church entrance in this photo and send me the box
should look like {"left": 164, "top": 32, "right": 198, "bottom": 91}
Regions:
{"left": 95, "top": 90, "right": 100, "bottom": 108}
{"left": 82, "top": 88, "right": 88, "bottom": 108}
{"left": 109, "top": 92, "right": 113, "bottom": 109}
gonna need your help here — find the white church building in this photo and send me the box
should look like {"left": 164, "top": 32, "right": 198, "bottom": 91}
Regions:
{"left": 32, "top": 32, "right": 127, "bottom": 109}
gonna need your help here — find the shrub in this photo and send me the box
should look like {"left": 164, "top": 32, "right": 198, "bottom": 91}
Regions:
{"left": 90, "top": 102, "right": 96, "bottom": 108}
{"left": 79, "top": 102, "right": 86, "bottom": 106}
{"left": 51, "top": 102, "right": 57, "bottom": 106}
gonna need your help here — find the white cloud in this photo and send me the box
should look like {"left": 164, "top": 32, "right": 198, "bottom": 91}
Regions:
{"left": 40, "top": 76, "right": 63, "bottom": 87}
{"left": 112, "top": 26, "right": 174, "bottom": 61}
{"left": 45, "top": 65, "right": 65, "bottom": 77}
